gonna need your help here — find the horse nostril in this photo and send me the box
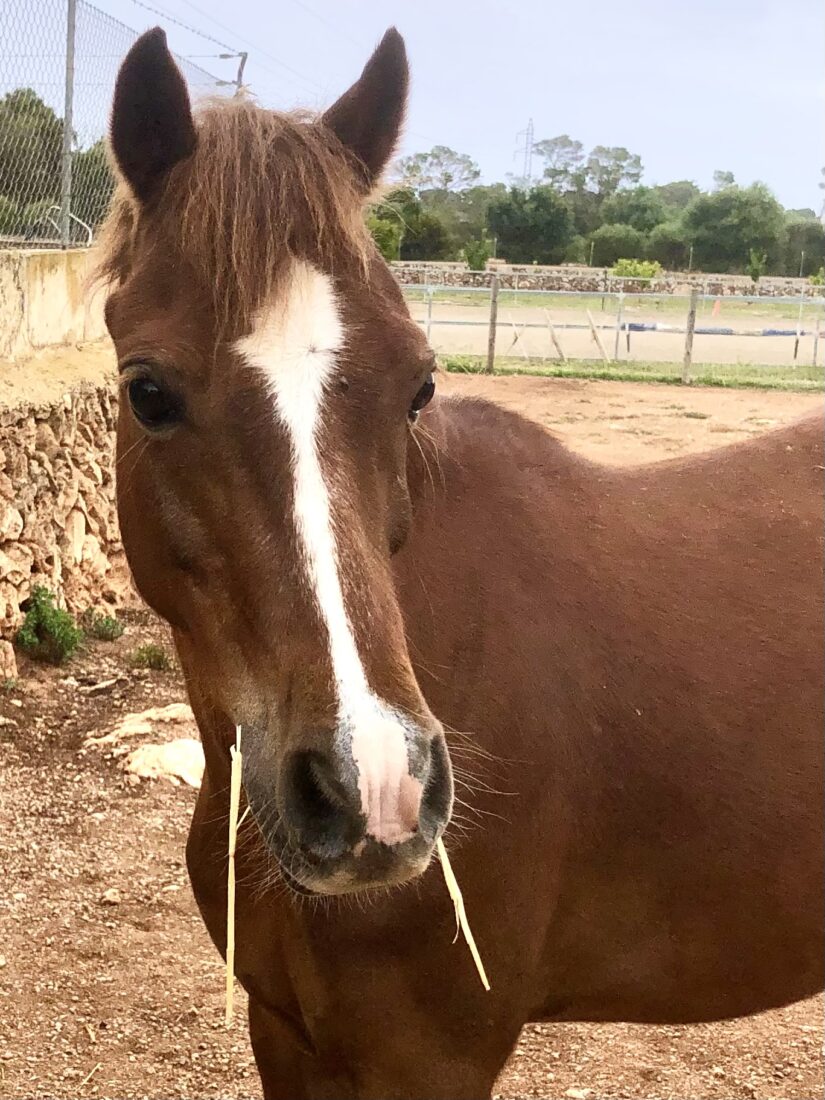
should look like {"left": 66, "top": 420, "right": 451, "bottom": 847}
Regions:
{"left": 282, "top": 750, "right": 362, "bottom": 861}
{"left": 421, "top": 733, "right": 453, "bottom": 832}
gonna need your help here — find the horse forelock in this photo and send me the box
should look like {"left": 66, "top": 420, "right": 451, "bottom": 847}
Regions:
{"left": 96, "top": 98, "right": 372, "bottom": 338}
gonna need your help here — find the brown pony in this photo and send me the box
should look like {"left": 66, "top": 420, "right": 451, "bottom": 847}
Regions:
{"left": 101, "top": 27, "right": 823, "bottom": 1099}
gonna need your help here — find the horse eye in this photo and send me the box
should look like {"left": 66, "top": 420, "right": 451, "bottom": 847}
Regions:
{"left": 127, "top": 377, "right": 181, "bottom": 430}
{"left": 409, "top": 373, "right": 435, "bottom": 421}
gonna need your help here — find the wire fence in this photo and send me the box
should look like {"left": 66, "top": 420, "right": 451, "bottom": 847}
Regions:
{"left": 0, "top": 0, "right": 230, "bottom": 248}
{"left": 403, "top": 280, "right": 825, "bottom": 386}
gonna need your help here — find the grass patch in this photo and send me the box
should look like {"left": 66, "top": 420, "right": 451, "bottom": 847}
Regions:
{"left": 439, "top": 355, "right": 825, "bottom": 392}
{"left": 15, "top": 586, "right": 83, "bottom": 665}
{"left": 1, "top": 678, "right": 17, "bottom": 694}
{"left": 681, "top": 410, "right": 711, "bottom": 419}
{"left": 128, "top": 643, "right": 173, "bottom": 671}
{"left": 82, "top": 608, "right": 125, "bottom": 641}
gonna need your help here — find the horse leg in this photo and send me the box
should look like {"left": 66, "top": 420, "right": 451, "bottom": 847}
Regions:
{"left": 249, "top": 992, "right": 522, "bottom": 1100}
{"left": 248, "top": 995, "right": 317, "bottom": 1100}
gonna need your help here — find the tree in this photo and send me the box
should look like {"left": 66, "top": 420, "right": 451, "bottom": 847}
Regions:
{"left": 646, "top": 221, "right": 689, "bottom": 269}
{"left": 399, "top": 211, "right": 453, "bottom": 260}
{"left": 601, "top": 186, "right": 668, "bottom": 232}
{"left": 652, "top": 180, "right": 700, "bottom": 210}
{"left": 367, "top": 212, "right": 402, "bottom": 261}
{"left": 782, "top": 213, "right": 825, "bottom": 276}
{"left": 563, "top": 185, "right": 602, "bottom": 238}
{"left": 0, "top": 88, "right": 63, "bottom": 207}
{"left": 713, "top": 169, "right": 736, "bottom": 191}
{"left": 71, "top": 140, "right": 115, "bottom": 231}
{"left": 788, "top": 208, "right": 818, "bottom": 221}
{"left": 682, "top": 183, "right": 785, "bottom": 273}
{"left": 533, "top": 134, "right": 584, "bottom": 192}
{"left": 589, "top": 223, "right": 646, "bottom": 266}
{"left": 395, "top": 146, "right": 480, "bottom": 193}
{"left": 584, "top": 146, "right": 643, "bottom": 197}
{"left": 563, "top": 235, "right": 588, "bottom": 264}
{"left": 486, "top": 186, "right": 573, "bottom": 264}
{"left": 370, "top": 187, "right": 456, "bottom": 261}
{"left": 419, "top": 183, "right": 506, "bottom": 250}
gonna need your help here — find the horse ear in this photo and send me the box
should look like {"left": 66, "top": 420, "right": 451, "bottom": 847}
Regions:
{"left": 110, "top": 27, "right": 196, "bottom": 204}
{"left": 322, "top": 27, "right": 409, "bottom": 190}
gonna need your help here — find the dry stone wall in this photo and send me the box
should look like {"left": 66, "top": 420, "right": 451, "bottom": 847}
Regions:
{"left": 0, "top": 376, "right": 131, "bottom": 676}
{"left": 390, "top": 262, "right": 821, "bottom": 299}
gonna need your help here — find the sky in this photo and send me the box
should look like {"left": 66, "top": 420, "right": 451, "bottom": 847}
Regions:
{"left": 97, "top": 0, "right": 825, "bottom": 211}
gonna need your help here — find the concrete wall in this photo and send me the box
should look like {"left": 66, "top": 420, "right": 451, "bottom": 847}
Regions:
{"left": 0, "top": 249, "right": 107, "bottom": 362}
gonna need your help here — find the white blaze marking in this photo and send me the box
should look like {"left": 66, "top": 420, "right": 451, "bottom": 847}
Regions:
{"left": 235, "top": 261, "right": 421, "bottom": 844}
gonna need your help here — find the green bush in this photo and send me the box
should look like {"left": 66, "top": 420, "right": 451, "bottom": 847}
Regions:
{"left": 462, "top": 237, "right": 492, "bottom": 271}
{"left": 611, "top": 258, "right": 662, "bottom": 280}
{"left": 15, "top": 586, "right": 83, "bottom": 665}
{"left": 82, "top": 608, "right": 125, "bottom": 641}
{"left": 809, "top": 267, "right": 824, "bottom": 286}
{"left": 746, "top": 248, "right": 768, "bottom": 283}
{"left": 128, "top": 643, "right": 172, "bottom": 671}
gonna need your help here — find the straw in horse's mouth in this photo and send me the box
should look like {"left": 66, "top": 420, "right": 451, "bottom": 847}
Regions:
{"left": 224, "top": 726, "right": 489, "bottom": 1025}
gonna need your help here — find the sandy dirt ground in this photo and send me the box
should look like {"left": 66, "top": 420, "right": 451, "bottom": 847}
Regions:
{"left": 439, "top": 374, "right": 823, "bottom": 464}
{"left": 408, "top": 300, "right": 824, "bottom": 367}
{"left": 0, "top": 376, "right": 822, "bottom": 1100}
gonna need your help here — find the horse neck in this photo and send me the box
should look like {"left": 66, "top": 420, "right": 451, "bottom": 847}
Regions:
{"left": 398, "top": 396, "right": 615, "bottom": 749}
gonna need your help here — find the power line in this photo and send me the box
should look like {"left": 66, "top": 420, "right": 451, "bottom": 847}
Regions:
{"left": 123, "top": 0, "right": 322, "bottom": 97}
{"left": 125, "top": 0, "right": 235, "bottom": 53}
{"left": 282, "top": 0, "right": 368, "bottom": 51}
{"left": 124, "top": 0, "right": 247, "bottom": 91}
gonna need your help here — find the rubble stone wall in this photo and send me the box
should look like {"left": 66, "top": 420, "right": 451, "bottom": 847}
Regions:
{"left": 0, "top": 374, "right": 131, "bottom": 677}
{"left": 390, "top": 261, "right": 821, "bottom": 299}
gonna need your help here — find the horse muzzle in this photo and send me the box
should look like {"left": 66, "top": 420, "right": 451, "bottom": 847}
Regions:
{"left": 240, "top": 718, "right": 453, "bottom": 895}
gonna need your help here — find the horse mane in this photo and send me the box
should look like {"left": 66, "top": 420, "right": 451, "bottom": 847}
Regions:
{"left": 96, "top": 97, "right": 372, "bottom": 335}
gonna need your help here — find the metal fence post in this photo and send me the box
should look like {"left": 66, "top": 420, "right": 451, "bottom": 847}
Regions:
{"left": 59, "top": 0, "right": 77, "bottom": 248}
{"left": 682, "top": 287, "right": 699, "bottom": 384}
{"left": 485, "top": 275, "right": 499, "bottom": 374}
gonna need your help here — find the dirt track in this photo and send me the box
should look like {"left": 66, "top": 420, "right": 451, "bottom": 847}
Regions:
{"left": 1, "top": 376, "right": 822, "bottom": 1099}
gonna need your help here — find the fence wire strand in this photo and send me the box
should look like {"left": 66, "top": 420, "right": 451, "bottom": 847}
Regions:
{"left": 0, "top": 0, "right": 228, "bottom": 247}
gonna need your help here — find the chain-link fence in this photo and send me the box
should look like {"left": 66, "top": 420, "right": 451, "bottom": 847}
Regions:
{"left": 0, "top": 0, "right": 229, "bottom": 248}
